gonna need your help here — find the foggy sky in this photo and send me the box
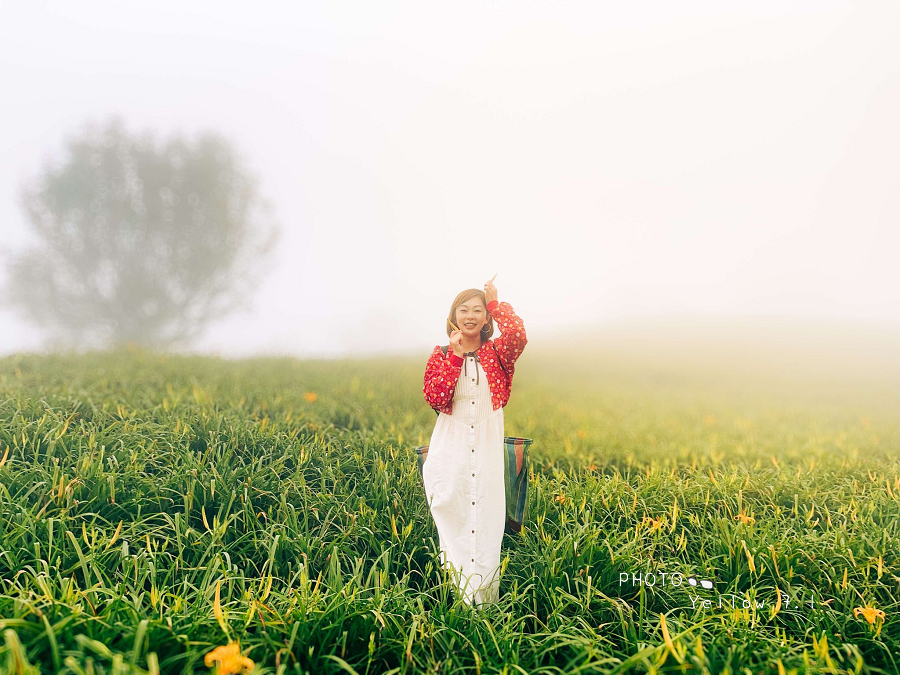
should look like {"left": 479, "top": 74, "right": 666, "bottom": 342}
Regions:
{"left": 1, "top": 1, "right": 898, "bottom": 358}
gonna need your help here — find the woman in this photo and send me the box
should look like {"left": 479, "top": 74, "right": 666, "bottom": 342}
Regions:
{"left": 422, "top": 278, "right": 527, "bottom": 607}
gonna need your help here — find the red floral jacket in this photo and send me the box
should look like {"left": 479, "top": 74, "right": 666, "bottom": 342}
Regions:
{"left": 423, "top": 299, "right": 527, "bottom": 414}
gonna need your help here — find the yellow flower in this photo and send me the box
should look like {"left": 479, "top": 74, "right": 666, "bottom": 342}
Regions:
{"left": 642, "top": 516, "right": 664, "bottom": 532}
{"left": 204, "top": 641, "right": 254, "bottom": 674}
{"left": 555, "top": 494, "right": 567, "bottom": 503}
{"left": 587, "top": 464, "right": 597, "bottom": 471}
{"left": 734, "top": 511, "right": 755, "bottom": 525}
{"left": 854, "top": 606, "right": 885, "bottom": 627}
{"left": 304, "top": 392, "right": 318, "bottom": 403}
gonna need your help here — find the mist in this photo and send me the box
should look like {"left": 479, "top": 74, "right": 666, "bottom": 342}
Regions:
{"left": 1, "top": 1, "right": 898, "bottom": 363}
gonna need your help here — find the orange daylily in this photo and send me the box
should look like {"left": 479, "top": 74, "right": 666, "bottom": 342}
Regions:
{"left": 734, "top": 512, "right": 755, "bottom": 525}
{"left": 854, "top": 606, "right": 886, "bottom": 634}
{"left": 204, "top": 641, "right": 254, "bottom": 674}
{"left": 555, "top": 494, "right": 567, "bottom": 503}
{"left": 304, "top": 392, "right": 318, "bottom": 403}
{"left": 642, "top": 516, "right": 664, "bottom": 532}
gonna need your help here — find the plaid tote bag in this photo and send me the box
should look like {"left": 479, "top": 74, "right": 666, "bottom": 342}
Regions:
{"left": 415, "top": 436, "right": 531, "bottom": 535}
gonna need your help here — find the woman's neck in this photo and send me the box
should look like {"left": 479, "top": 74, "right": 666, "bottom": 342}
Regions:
{"left": 461, "top": 335, "right": 483, "bottom": 353}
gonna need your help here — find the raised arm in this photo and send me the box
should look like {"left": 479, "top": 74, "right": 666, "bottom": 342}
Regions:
{"left": 423, "top": 345, "right": 464, "bottom": 411}
{"left": 487, "top": 299, "right": 527, "bottom": 372}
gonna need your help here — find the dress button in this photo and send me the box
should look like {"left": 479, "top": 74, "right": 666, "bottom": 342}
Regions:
{"left": 471, "top": 501, "right": 475, "bottom": 505}
{"left": 471, "top": 401, "right": 475, "bottom": 405}
{"left": 471, "top": 529, "right": 475, "bottom": 533}
{"left": 472, "top": 473, "right": 475, "bottom": 477}
{"left": 471, "top": 558, "right": 475, "bottom": 562}
{"left": 470, "top": 425, "right": 474, "bottom": 429}
{"left": 471, "top": 449, "right": 475, "bottom": 452}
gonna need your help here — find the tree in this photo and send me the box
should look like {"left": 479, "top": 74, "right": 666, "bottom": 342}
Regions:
{"left": 2, "top": 117, "right": 279, "bottom": 350}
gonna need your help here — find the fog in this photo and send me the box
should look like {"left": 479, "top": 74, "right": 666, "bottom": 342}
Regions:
{"left": 1, "top": 1, "right": 898, "bottom": 361}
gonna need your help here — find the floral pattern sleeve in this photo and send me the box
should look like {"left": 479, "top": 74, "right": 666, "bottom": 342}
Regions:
{"left": 423, "top": 345, "right": 463, "bottom": 411}
{"left": 487, "top": 300, "right": 527, "bottom": 372}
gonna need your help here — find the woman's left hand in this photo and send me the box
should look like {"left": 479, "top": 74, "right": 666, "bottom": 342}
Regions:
{"left": 484, "top": 279, "right": 498, "bottom": 305}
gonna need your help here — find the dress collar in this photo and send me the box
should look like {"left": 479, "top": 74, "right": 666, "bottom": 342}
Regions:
{"left": 462, "top": 340, "right": 490, "bottom": 385}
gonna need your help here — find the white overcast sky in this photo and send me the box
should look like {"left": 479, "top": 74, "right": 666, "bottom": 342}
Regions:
{"left": 1, "top": 1, "right": 898, "bottom": 358}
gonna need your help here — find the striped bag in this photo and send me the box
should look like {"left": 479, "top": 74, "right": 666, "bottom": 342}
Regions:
{"left": 415, "top": 436, "right": 531, "bottom": 535}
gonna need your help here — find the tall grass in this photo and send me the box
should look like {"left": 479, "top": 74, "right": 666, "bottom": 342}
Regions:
{"left": 0, "top": 342, "right": 897, "bottom": 674}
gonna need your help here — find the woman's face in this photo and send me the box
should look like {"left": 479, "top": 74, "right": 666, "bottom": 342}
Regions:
{"left": 455, "top": 298, "right": 488, "bottom": 338}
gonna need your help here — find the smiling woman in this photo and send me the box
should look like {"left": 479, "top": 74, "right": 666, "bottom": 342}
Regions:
{"left": 421, "top": 279, "right": 527, "bottom": 608}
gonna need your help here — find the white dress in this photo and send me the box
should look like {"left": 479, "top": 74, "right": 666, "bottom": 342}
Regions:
{"left": 422, "top": 353, "right": 506, "bottom": 607}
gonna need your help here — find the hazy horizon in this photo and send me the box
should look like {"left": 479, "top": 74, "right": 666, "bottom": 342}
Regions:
{"left": 2, "top": 1, "right": 898, "bottom": 359}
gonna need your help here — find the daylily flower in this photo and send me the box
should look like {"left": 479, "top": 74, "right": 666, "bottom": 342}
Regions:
{"left": 304, "top": 392, "right": 318, "bottom": 402}
{"left": 734, "top": 512, "right": 755, "bottom": 525}
{"left": 854, "top": 606, "right": 886, "bottom": 635}
{"left": 204, "top": 641, "right": 254, "bottom": 674}
{"left": 555, "top": 494, "right": 567, "bottom": 503}
{"left": 642, "top": 516, "right": 664, "bottom": 532}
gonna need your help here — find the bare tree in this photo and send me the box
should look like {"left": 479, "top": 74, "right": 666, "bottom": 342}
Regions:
{"left": 2, "top": 117, "right": 279, "bottom": 350}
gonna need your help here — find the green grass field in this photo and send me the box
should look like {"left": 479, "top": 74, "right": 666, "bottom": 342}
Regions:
{"left": 0, "top": 337, "right": 898, "bottom": 674}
